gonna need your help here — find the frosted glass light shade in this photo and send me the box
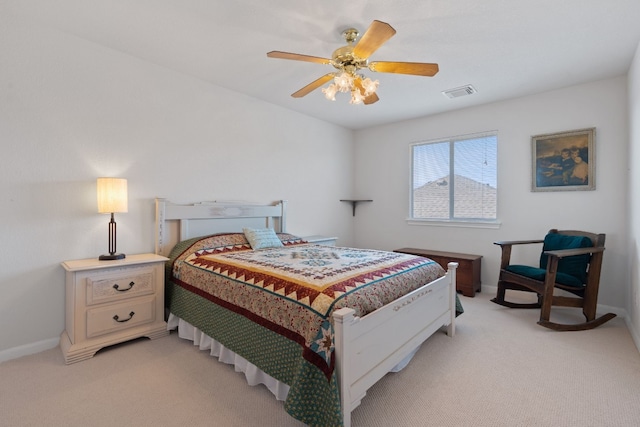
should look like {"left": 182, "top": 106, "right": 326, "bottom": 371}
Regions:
{"left": 97, "top": 178, "right": 128, "bottom": 213}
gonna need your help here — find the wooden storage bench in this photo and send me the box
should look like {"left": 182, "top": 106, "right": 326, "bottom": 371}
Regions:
{"left": 394, "top": 248, "right": 482, "bottom": 297}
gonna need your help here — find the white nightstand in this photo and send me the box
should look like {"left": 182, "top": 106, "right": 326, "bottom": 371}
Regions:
{"left": 60, "top": 253, "right": 169, "bottom": 364}
{"left": 303, "top": 235, "right": 338, "bottom": 246}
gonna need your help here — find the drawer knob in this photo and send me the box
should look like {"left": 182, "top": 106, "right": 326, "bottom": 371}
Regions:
{"left": 113, "top": 281, "right": 135, "bottom": 292}
{"left": 113, "top": 311, "right": 135, "bottom": 323}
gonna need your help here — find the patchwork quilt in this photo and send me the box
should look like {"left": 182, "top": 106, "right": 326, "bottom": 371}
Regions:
{"left": 165, "top": 233, "right": 456, "bottom": 427}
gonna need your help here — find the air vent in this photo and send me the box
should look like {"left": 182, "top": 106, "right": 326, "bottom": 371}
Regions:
{"left": 442, "top": 84, "right": 477, "bottom": 99}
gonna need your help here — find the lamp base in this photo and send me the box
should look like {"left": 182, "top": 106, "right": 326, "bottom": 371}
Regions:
{"left": 99, "top": 253, "right": 126, "bottom": 261}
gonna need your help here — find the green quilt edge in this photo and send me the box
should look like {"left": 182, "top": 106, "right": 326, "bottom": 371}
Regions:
{"left": 167, "top": 281, "right": 343, "bottom": 427}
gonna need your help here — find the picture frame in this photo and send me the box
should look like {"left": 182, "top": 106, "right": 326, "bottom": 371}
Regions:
{"left": 531, "top": 127, "right": 595, "bottom": 192}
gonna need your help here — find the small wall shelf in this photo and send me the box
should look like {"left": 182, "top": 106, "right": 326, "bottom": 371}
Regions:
{"left": 340, "top": 199, "right": 373, "bottom": 216}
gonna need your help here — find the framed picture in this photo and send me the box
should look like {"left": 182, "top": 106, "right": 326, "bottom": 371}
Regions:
{"left": 531, "top": 127, "right": 595, "bottom": 192}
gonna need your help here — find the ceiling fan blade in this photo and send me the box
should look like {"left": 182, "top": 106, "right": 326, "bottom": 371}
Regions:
{"left": 267, "top": 51, "right": 331, "bottom": 65}
{"left": 352, "top": 20, "right": 396, "bottom": 59}
{"left": 369, "top": 61, "right": 439, "bottom": 76}
{"left": 363, "top": 92, "right": 379, "bottom": 105}
{"left": 291, "top": 74, "right": 335, "bottom": 98}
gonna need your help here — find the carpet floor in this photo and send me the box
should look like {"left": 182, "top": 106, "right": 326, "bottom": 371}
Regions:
{"left": 1, "top": 290, "right": 639, "bottom": 426}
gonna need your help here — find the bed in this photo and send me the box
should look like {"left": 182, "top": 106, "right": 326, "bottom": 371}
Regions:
{"left": 155, "top": 198, "right": 460, "bottom": 427}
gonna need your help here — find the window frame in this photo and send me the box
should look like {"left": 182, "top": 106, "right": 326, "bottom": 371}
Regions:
{"left": 408, "top": 131, "right": 500, "bottom": 228}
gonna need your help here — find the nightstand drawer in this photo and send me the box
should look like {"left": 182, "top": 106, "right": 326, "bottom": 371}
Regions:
{"left": 86, "top": 296, "right": 155, "bottom": 339}
{"left": 86, "top": 267, "right": 155, "bottom": 306}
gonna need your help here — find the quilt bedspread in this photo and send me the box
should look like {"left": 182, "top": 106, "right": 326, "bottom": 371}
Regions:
{"left": 166, "top": 233, "right": 449, "bottom": 427}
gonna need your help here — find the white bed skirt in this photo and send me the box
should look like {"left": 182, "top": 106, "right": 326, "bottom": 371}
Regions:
{"left": 167, "top": 313, "right": 290, "bottom": 400}
{"left": 167, "top": 313, "right": 419, "bottom": 401}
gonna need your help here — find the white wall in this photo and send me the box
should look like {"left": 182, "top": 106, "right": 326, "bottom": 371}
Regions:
{"left": 2, "top": 10, "right": 637, "bottom": 360}
{"left": 0, "top": 14, "right": 355, "bottom": 358}
{"left": 628, "top": 42, "right": 640, "bottom": 347}
{"left": 353, "top": 76, "right": 630, "bottom": 310}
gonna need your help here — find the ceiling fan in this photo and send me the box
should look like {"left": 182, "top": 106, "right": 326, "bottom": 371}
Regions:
{"left": 266, "top": 20, "right": 439, "bottom": 105}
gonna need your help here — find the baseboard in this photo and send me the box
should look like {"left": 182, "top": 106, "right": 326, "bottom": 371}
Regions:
{"left": 625, "top": 318, "right": 640, "bottom": 354}
{"left": 0, "top": 337, "right": 60, "bottom": 364}
{"left": 597, "top": 302, "right": 628, "bottom": 319}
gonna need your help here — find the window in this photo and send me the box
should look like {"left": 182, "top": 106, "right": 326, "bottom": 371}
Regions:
{"left": 411, "top": 132, "right": 497, "bottom": 221}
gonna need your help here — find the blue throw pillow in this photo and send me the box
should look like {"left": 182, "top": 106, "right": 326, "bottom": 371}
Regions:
{"left": 243, "top": 228, "right": 284, "bottom": 250}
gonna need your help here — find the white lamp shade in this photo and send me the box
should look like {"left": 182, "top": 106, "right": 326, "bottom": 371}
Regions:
{"left": 97, "top": 178, "right": 128, "bottom": 213}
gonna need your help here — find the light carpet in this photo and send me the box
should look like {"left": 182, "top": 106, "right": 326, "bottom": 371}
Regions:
{"left": 1, "top": 290, "right": 639, "bottom": 427}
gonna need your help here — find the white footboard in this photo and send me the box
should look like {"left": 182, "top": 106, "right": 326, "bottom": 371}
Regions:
{"left": 333, "top": 262, "right": 458, "bottom": 427}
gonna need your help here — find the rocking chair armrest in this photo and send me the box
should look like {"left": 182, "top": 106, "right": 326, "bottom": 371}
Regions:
{"left": 495, "top": 239, "right": 545, "bottom": 269}
{"left": 494, "top": 239, "right": 544, "bottom": 247}
{"left": 544, "top": 246, "right": 605, "bottom": 259}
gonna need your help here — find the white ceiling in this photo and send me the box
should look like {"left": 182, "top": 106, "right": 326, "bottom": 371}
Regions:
{"left": 10, "top": 0, "right": 640, "bottom": 130}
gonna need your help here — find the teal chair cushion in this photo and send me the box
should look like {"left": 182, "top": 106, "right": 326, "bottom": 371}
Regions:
{"left": 539, "top": 233, "right": 593, "bottom": 284}
{"left": 505, "top": 265, "right": 585, "bottom": 288}
{"left": 504, "top": 233, "right": 594, "bottom": 288}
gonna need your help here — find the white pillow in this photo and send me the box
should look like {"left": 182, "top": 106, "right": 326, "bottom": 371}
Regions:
{"left": 243, "top": 227, "right": 284, "bottom": 250}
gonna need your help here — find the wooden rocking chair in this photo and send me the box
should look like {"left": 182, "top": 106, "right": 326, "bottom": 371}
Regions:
{"left": 491, "top": 229, "right": 616, "bottom": 331}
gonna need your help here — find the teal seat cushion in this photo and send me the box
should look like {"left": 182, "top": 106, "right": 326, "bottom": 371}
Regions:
{"left": 539, "top": 233, "right": 593, "bottom": 284}
{"left": 505, "top": 265, "right": 584, "bottom": 288}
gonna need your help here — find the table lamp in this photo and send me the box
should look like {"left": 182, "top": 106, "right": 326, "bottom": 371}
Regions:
{"left": 97, "top": 177, "right": 128, "bottom": 260}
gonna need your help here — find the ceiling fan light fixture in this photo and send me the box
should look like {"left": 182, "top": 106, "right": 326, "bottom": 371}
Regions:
{"left": 361, "top": 77, "right": 379, "bottom": 95}
{"left": 350, "top": 89, "right": 365, "bottom": 104}
{"left": 334, "top": 72, "right": 354, "bottom": 92}
{"left": 322, "top": 83, "right": 338, "bottom": 101}
{"left": 322, "top": 71, "right": 379, "bottom": 104}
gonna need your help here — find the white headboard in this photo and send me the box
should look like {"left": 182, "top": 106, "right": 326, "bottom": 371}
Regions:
{"left": 154, "top": 198, "right": 287, "bottom": 256}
